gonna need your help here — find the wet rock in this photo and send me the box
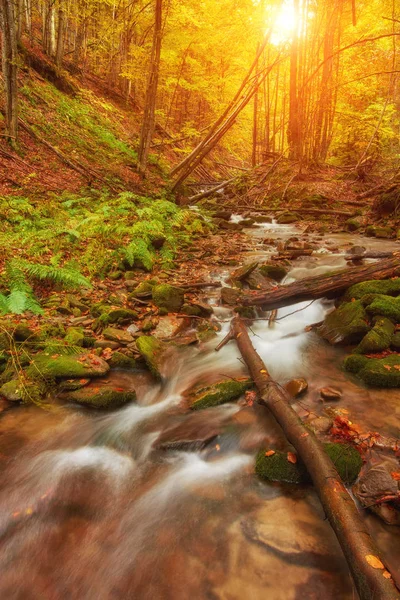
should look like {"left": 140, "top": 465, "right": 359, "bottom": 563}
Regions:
{"left": 246, "top": 270, "right": 274, "bottom": 291}
{"left": 221, "top": 287, "right": 242, "bottom": 305}
{"left": 230, "top": 261, "right": 258, "bottom": 281}
{"left": 107, "top": 352, "right": 137, "bottom": 369}
{"left": 308, "top": 416, "right": 333, "bottom": 434}
{"left": 213, "top": 210, "right": 232, "bottom": 220}
{"left": 355, "top": 317, "right": 394, "bottom": 354}
{"left": 127, "top": 323, "right": 140, "bottom": 335}
{"left": 94, "top": 340, "right": 120, "bottom": 350}
{"left": 319, "top": 387, "right": 342, "bottom": 401}
{"left": 258, "top": 263, "right": 288, "bottom": 282}
{"left": 136, "top": 335, "right": 168, "bottom": 379}
{"left": 152, "top": 284, "right": 184, "bottom": 312}
{"left": 28, "top": 352, "right": 110, "bottom": 379}
{"left": 276, "top": 212, "right": 299, "bottom": 224}
{"left": 255, "top": 443, "right": 362, "bottom": 485}
{"left": 153, "top": 316, "right": 188, "bottom": 339}
{"left": 196, "top": 320, "right": 221, "bottom": 342}
{"left": 155, "top": 420, "right": 220, "bottom": 451}
{"left": 353, "top": 459, "right": 400, "bottom": 526}
{"left": 107, "top": 308, "right": 138, "bottom": 324}
{"left": 252, "top": 214, "right": 273, "bottom": 223}
{"left": 103, "top": 327, "right": 134, "bottom": 345}
{"left": 141, "top": 316, "right": 158, "bottom": 332}
{"left": 241, "top": 218, "right": 255, "bottom": 227}
{"left": 186, "top": 300, "right": 214, "bottom": 317}
{"left": 0, "top": 378, "right": 44, "bottom": 402}
{"left": 218, "top": 220, "right": 242, "bottom": 231}
{"left": 63, "top": 385, "right": 136, "bottom": 409}
{"left": 357, "top": 354, "right": 400, "bottom": 387}
{"left": 0, "top": 380, "right": 24, "bottom": 402}
{"left": 284, "top": 378, "right": 308, "bottom": 398}
{"left": 347, "top": 245, "right": 366, "bottom": 256}
{"left": 318, "top": 300, "right": 370, "bottom": 344}
{"left": 187, "top": 377, "right": 253, "bottom": 410}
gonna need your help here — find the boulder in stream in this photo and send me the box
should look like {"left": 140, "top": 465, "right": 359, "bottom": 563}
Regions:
{"left": 284, "top": 378, "right": 308, "bottom": 398}
{"left": 136, "top": 335, "right": 168, "bottom": 379}
{"left": 355, "top": 317, "right": 394, "bottom": 354}
{"left": 318, "top": 300, "right": 371, "bottom": 345}
{"left": 62, "top": 384, "right": 136, "bottom": 409}
{"left": 152, "top": 284, "right": 184, "bottom": 312}
{"left": 357, "top": 354, "right": 400, "bottom": 387}
{"left": 343, "top": 278, "right": 400, "bottom": 301}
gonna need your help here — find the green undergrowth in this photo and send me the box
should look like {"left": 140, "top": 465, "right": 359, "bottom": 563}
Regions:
{"left": 0, "top": 191, "right": 210, "bottom": 315}
{"left": 20, "top": 80, "right": 137, "bottom": 169}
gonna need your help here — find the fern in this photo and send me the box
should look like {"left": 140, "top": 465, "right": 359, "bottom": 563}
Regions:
{"left": 0, "top": 263, "right": 43, "bottom": 315}
{"left": 13, "top": 259, "right": 91, "bottom": 289}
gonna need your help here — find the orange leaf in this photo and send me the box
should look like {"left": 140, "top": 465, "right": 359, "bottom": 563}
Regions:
{"left": 383, "top": 365, "right": 392, "bottom": 371}
{"left": 260, "top": 369, "right": 267, "bottom": 374}
{"left": 300, "top": 432, "right": 309, "bottom": 438}
{"left": 391, "top": 472, "right": 400, "bottom": 481}
{"left": 287, "top": 452, "right": 297, "bottom": 464}
{"left": 265, "top": 450, "right": 275, "bottom": 457}
{"left": 383, "top": 570, "right": 392, "bottom": 579}
{"left": 365, "top": 555, "right": 385, "bottom": 569}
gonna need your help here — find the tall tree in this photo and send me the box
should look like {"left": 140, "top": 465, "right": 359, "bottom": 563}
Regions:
{"left": 0, "top": 0, "right": 18, "bottom": 145}
{"left": 137, "top": 0, "right": 162, "bottom": 174}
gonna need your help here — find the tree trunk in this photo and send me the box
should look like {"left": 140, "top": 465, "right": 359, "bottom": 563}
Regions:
{"left": 288, "top": 0, "right": 301, "bottom": 160}
{"left": 55, "top": 7, "right": 65, "bottom": 68}
{"left": 137, "top": 0, "right": 163, "bottom": 174}
{"left": 240, "top": 256, "right": 400, "bottom": 308}
{"left": 0, "top": 0, "right": 18, "bottom": 145}
{"left": 229, "top": 316, "right": 399, "bottom": 600}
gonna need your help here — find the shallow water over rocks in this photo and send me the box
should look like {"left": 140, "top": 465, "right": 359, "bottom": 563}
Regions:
{"left": 0, "top": 221, "right": 400, "bottom": 599}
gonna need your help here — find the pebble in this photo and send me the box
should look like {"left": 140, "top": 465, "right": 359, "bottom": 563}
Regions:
{"left": 320, "top": 387, "right": 342, "bottom": 401}
{"left": 284, "top": 378, "right": 308, "bottom": 398}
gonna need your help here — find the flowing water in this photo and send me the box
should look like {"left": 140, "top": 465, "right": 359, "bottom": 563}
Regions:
{"left": 1, "top": 221, "right": 400, "bottom": 599}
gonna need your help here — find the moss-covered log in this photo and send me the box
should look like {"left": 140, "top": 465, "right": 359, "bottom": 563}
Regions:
{"left": 240, "top": 257, "right": 400, "bottom": 309}
{"left": 228, "top": 316, "right": 399, "bottom": 600}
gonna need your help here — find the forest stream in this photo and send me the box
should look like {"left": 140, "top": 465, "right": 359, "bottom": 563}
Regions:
{"left": 1, "top": 219, "right": 400, "bottom": 600}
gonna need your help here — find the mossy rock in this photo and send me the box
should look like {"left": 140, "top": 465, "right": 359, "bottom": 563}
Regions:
{"left": 136, "top": 335, "right": 168, "bottom": 379}
{"left": 90, "top": 303, "right": 111, "bottom": 318}
{"left": 276, "top": 212, "right": 299, "bottom": 224}
{"left": 255, "top": 443, "right": 362, "bottom": 485}
{"left": 64, "top": 386, "right": 136, "bottom": 409}
{"left": 391, "top": 332, "right": 400, "bottom": 350}
{"left": 107, "top": 309, "right": 138, "bottom": 324}
{"left": 0, "top": 378, "right": 46, "bottom": 403}
{"left": 318, "top": 300, "right": 370, "bottom": 344}
{"left": 196, "top": 321, "right": 221, "bottom": 343}
{"left": 344, "top": 278, "right": 400, "bottom": 302}
{"left": 65, "top": 327, "right": 85, "bottom": 347}
{"left": 103, "top": 327, "right": 133, "bottom": 344}
{"left": 131, "top": 281, "right": 154, "bottom": 298}
{"left": 189, "top": 378, "right": 253, "bottom": 410}
{"left": 13, "top": 323, "right": 35, "bottom": 341}
{"left": 343, "top": 354, "right": 370, "bottom": 374}
{"left": 108, "top": 352, "right": 137, "bottom": 370}
{"left": 367, "top": 226, "right": 394, "bottom": 239}
{"left": 0, "top": 332, "right": 10, "bottom": 351}
{"left": 366, "top": 296, "right": 400, "bottom": 323}
{"left": 234, "top": 306, "right": 257, "bottom": 319}
{"left": 346, "top": 218, "right": 362, "bottom": 232}
{"left": 28, "top": 353, "right": 110, "bottom": 379}
{"left": 152, "top": 284, "right": 184, "bottom": 312}
{"left": 259, "top": 263, "right": 288, "bottom": 282}
{"left": 358, "top": 354, "right": 400, "bottom": 387}
{"left": 355, "top": 317, "right": 394, "bottom": 354}
{"left": 181, "top": 304, "right": 202, "bottom": 316}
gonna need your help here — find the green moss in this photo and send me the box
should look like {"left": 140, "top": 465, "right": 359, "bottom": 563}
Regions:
{"left": 13, "top": 323, "right": 34, "bottom": 341}
{"left": 366, "top": 296, "right": 400, "bottom": 322}
{"left": 65, "top": 387, "right": 136, "bottom": 409}
{"left": 90, "top": 303, "right": 110, "bottom": 318}
{"left": 255, "top": 443, "right": 361, "bottom": 485}
{"left": 391, "top": 332, "right": 400, "bottom": 350}
{"left": 108, "top": 352, "right": 137, "bottom": 369}
{"left": 181, "top": 304, "right": 202, "bottom": 316}
{"left": 28, "top": 353, "right": 110, "bottom": 379}
{"left": 152, "top": 284, "right": 184, "bottom": 312}
{"left": 259, "top": 264, "right": 288, "bottom": 282}
{"left": 276, "top": 212, "right": 299, "bottom": 224}
{"left": 0, "top": 377, "right": 47, "bottom": 404}
{"left": 346, "top": 218, "right": 361, "bottom": 231}
{"left": 131, "top": 281, "right": 153, "bottom": 298}
{"left": 343, "top": 354, "right": 370, "bottom": 374}
{"left": 358, "top": 354, "right": 400, "bottom": 387}
{"left": 136, "top": 335, "right": 167, "bottom": 379}
{"left": 318, "top": 300, "right": 370, "bottom": 344}
{"left": 189, "top": 378, "right": 253, "bottom": 410}
{"left": 234, "top": 306, "right": 257, "bottom": 319}
{"left": 65, "top": 327, "right": 85, "bottom": 347}
{"left": 107, "top": 308, "right": 138, "bottom": 324}
{"left": 355, "top": 317, "right": 394, "bottom": 354}
{"left": 345, "top": 278, "right": 400, "bottom": 301}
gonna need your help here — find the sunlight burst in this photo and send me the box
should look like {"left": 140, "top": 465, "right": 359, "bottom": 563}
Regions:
{"left": 269, "top": 0, "right": 298, "bottom": 46}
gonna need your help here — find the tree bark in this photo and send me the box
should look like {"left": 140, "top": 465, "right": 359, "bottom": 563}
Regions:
{"left": 137, "top": 0, "right": 162, "bottom": 174}
{"left": 240, "top": 256, "right": 400, "bottom": 308}
{"left": 0, "top": 0, "right": 18, "bottom": 145}
{"left": 55, "top": 8, "right": 65, "bottom": 68}
{"left": 230, "top": 316, "right": 399, "bottom": 600}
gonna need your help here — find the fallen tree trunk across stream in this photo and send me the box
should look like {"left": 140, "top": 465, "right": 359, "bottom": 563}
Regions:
{"left": 241, "top": 255, "right": 400, "bottom": 309}
{"left": 228, "top": 316, "right": 400, "bottom": 600}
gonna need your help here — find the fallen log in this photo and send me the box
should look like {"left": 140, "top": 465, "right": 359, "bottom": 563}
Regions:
{"left": 241, "top": 256, "right": 400, "bottom": 308}
{"left": 229, "top": 316, "right": 399, "bottom": 600}
{"left": 228, "top": 206, "right": 354, "bottom": 217}
{"left": 346, "top": 250, "right": 397, "bottom": 260}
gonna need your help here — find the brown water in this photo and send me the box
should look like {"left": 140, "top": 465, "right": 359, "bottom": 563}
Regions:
{"left": 0, "top": 221, "right": 399, "bottom": 600}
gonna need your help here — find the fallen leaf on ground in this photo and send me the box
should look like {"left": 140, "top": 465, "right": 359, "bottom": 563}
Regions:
{"left": 265, "top": 450, "right": 275, "bottom": 457}
{"left": 365, "top": 555, "right": 385, "bottom": 569}
{"left": 287, "top": 452, "right": 297, "bottom": 464}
